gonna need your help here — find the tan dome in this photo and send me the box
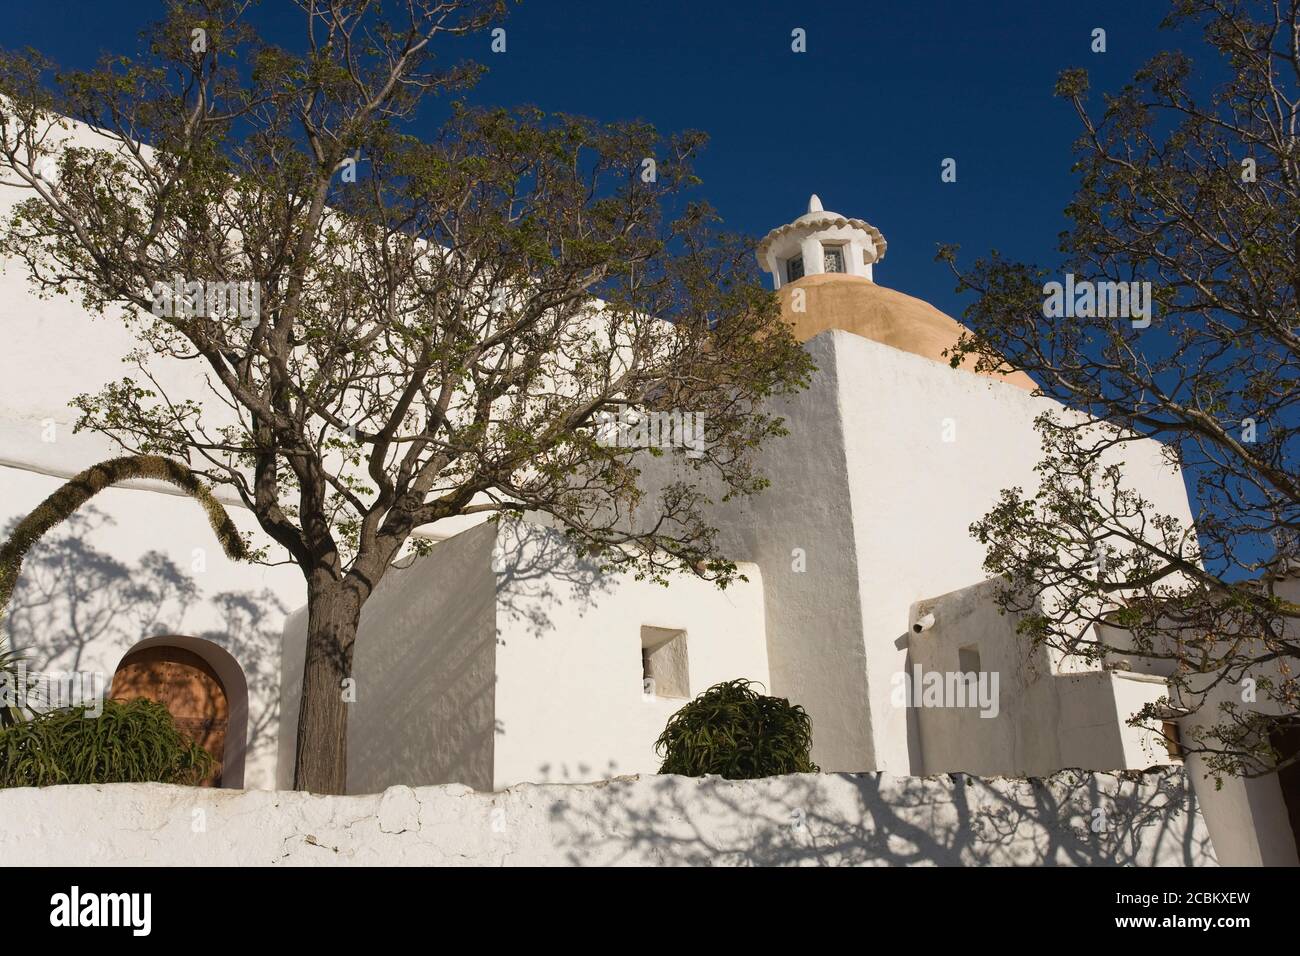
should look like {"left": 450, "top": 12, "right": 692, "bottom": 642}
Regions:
{"left": 778, "top": 273, "right": 1036, "bottom": 391}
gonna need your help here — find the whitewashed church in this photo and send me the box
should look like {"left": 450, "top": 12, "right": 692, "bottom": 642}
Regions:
{"left": 1, "top": 140, "right": 1295, "bottom": 865}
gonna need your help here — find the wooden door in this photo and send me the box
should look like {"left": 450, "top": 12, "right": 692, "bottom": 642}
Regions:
{"left": 111, "top": 645, "right": 228, "bottom": 787}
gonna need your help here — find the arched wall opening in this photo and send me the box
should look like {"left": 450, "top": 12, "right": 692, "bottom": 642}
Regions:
{"left": 110, "top": 636, "right": 251, "bottom": 788}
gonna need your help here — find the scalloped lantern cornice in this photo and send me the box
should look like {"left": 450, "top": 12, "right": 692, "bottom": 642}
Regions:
{"left": 757, "top": 212, "right": 887, "bottom": 265}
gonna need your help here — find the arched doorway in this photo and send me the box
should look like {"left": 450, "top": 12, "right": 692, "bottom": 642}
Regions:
{"left": 110, "top": 638, "right": 249, "bottom": 788}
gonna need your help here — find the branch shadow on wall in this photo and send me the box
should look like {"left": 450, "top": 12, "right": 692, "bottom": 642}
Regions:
{"left": 541, "top": 767, "right": 1217, "bottom": 866}
{"left": 488, "top": 517, "right": 619, "bottom": 764}
{"left": 2, "top": 507, "right": 285, "bottom": 772}
{"left": 491, "top": 517, "right": 616, "bottom": 641}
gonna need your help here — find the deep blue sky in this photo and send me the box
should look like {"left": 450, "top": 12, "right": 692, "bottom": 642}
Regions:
{"left": 3, "top": 0, "right": 1196, "bottom": 318}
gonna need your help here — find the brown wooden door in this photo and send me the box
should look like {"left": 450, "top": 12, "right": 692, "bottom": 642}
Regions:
{"left": 111, "top": 645, "right": 228, "bottom": 787}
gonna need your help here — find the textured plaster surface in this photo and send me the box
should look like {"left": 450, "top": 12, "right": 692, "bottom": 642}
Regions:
{"left": 1, "top": 767, "right": 1215, "bottom": 866}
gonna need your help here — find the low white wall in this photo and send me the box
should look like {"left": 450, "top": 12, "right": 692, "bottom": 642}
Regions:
{"left": 0, "top": 768, "right": 1216, "bottom": 866}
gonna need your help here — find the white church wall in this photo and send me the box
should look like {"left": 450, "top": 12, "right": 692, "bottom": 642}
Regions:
{"left": 905, "top": 578, "right": 1062, "bottom": 775}
{"left": 276, "top": 522, "right": 499, "bottom": 793}
{"left": 490, "top": 521, "right": 768, "bottom": 789}
{"left": 629, "top": 329, "right": 1065, "bottom": 776}
{"left": 0, "top": 123, "right": 249, "bottom": 484}
{"left": 630, "top": 328, "right": 1199, "bottom": 780}
{"left": 0, "top": 766, "right": 1216, "bottom": 866}
{"left": 277, "top": 519, "right": 768, "bottom": 793}
{"left": 835, "top": 330, "right": 1071, "bottom": 775}
{"left": 904, "top": 578, "right": 1173, "bottom": 777}
{"left": 631, "top": 331, "right": 876, "bottom": 774}
{"left": 897, "top": 519, "right": 1299, "bottom": 866}
{"left": 829, "top": 329, "right": 1199, "bottom": 775}
{"left": 0, "top": 465, "right": 301, "bottom": 789}
{"left": 0, "top": 115, "right": 305, "bottom": 790}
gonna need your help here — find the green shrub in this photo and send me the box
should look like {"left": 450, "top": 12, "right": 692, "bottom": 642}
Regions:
{"left": 655, "top": 679, "right": 819, "bottom": 779}
{"left": 0, "top": 698, "right": 213, "bottom": 788}
{"left": 0, "top": 635, "right": 23, "bottom": 727}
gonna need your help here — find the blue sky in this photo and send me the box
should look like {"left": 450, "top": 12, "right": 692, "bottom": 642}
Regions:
{"left": 6, "top": 1, "right": 1286, "bottom": 573}
{"left": 3, "top": 0, "right": 1194, "bottom": 318}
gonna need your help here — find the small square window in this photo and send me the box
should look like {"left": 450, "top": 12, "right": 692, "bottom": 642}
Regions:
{"left": 787, "top": 256, "right": 804, "bottom": 282}
{"left": 641, "top": 626, "right": 689, "bottom": 699}
{"left": 958, "top": 644, "right": 981, "bottom": 675}
{"left": 823, "top": 247, "right": 844, "bottom": 273}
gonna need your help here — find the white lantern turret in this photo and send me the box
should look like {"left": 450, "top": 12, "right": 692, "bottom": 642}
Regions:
{"left": 756, "top": 194, "right": 887, "bottom": 289}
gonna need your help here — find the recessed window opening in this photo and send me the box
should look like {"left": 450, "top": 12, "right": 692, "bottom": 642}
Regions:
{"left": 640, "top": 626, "right": 690, "bottom": 699}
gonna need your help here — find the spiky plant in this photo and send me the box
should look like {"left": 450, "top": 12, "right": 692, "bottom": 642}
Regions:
{"left": 655, "top": 679, "right": 819, "bottom": 779}
{"left": 0, "top": 635, "right": 22, "bottom": 727}
{"left": 0, "top": 697, "right": 214, "bottom": 788}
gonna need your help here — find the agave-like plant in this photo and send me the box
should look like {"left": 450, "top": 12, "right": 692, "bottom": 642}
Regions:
{"left": 0, "top": 634, "right": 23, "bottom": 728}
{"left": 0, "top": 697, "right": 214, "bottom": 787}
{"left": 655, "top": 678, "right": 819, "bottom": 779}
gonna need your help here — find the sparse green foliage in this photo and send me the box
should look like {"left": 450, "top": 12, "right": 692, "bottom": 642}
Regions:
{"left": 944, "top": 0, "right": 1300, "bottom": 779}
{"left": 0, "top": 0, "right": 811, "bottom": 793}
{"left": 0, "top": 698, "right": 214, "bottom": 788}
{"left": 655, "top": 679, "right": 818, "bottom": 779}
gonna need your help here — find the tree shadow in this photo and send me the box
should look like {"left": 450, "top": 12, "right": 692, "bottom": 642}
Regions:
{"left": 491, "top": 517, "right": 616, "bottom": 641}
{"left": 541, "top": 767, "right": 1217, "bottom": 866}
{"left": 2, "top": 507, "right": 285, "bottom": 771}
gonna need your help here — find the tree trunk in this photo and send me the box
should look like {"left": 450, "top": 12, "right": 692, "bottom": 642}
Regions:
{"left": 292, "top": 578, "right": 360, "bottom": 794}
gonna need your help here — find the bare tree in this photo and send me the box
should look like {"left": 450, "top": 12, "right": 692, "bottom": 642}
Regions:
{"left": 0, "top": 0, "right": 811, "bottom": 792}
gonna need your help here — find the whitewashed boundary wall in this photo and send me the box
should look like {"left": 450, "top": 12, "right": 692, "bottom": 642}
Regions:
{"left": 1, "top": 767, "right": 1215, "bottom": 866}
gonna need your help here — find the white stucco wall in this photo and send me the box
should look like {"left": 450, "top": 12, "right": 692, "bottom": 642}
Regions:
{"left": 632, "top": 333, "right": 873, "bottom": 773}
{"left": 0, "top": 118, "right": 306, "bottom": 789}
{"left": 829, "top": 330, "right": 1198, "bottom": 776}
{"left": 0, "top": 120, "right": 250, "bottom": 484}
{"left": 490, "top": 520, "right": 768, "bottom": 789}
{"left": 277, "top": 522, "right": 499, "bottom": 793}
{"left": 633, "top": 329, "right": 1198, "bottom": 780}
{"left": 905, "top": 578, "right": 1173, "bottom": 777}
{"left": 278, "top": 519, "right": 768, "bottom": 792}
{"left": 0, "top": 767, "right": 1216, "bottom": 866}
{"left": 0, "top": 466, "right": 303, "bottom": 788}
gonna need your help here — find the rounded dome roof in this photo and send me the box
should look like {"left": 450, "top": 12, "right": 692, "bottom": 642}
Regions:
{"left": 778, "top": 273, "right": 1036, "bottom": 391}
